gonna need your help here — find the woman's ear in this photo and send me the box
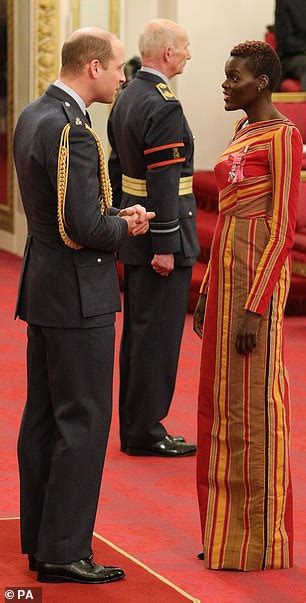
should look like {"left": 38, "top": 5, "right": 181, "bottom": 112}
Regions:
{"left": 258, "top": 74, "right": 269, "bottom": 91}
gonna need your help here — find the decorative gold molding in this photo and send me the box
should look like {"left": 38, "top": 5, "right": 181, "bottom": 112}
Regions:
{"left": 0, "top": 0, "right": 14, "bottom": 232}
{"left": 272, "top": 92, "right": 306, "bottom": 103}
{"left": 33, "top": 0, "right": 60, "bottom": 98}
{"left": 109, "top": 0, "right": 120, "bottom": 36}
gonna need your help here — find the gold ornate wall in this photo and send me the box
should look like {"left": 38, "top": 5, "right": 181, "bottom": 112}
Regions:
{"left": 32, "top": 0, "right": 60, "bottom": 98}
{"left": 0, "top": 0, "right": 13, "bottom": 232}
{"left": 0, "top": 0, "right": 119, "bottom": 238}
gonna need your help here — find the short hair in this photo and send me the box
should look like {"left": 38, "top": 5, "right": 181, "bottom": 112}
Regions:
{"left": 124, "top": 56, "right": 141, "bottom": 80}
{"left": 61, "top": 33, "right": 115, "bottom": 74}
{"left": 138, "top": 25, "right": 177, "bottom": 59}
{"left": 230, "top": 40, "right": 281, "bottom": 92}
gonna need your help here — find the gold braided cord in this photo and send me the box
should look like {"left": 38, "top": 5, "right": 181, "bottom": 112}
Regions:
{"left": 84, "top": 123, "right": 113, "bottom": 212}
{"left": 56, "top": 122, "right": 113, "bottom": 250}
{"left": 57, "top": 123, "right": 83, "bottom": 249}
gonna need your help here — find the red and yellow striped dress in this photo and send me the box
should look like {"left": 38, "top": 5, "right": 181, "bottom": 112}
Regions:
{"left": 197, "top": 118, "right": 302, "bottom": 571}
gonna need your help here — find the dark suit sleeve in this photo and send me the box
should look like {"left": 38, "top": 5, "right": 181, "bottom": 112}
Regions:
{"left": 107, "top": 109, "right": 123, "bottom": 209}
{"left": 275, "top": 0, "right": 306, "bottom": 56}
{"left": 144, "top": 101, "right": 184, "bottom": 255}
{"left": 46, "top": 124, "right": 128, "bottom": 251}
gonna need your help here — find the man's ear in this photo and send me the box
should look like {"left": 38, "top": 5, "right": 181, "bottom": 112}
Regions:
{"left": 89, "top": 59, "right": 101, "bottom": 79}
{"left": 164, "top": 45, "right": 173, "bottom": 63}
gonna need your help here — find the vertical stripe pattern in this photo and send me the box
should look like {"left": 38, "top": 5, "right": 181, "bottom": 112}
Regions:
{"left": 197, "top": 119, "right": 302, "bottom": 571}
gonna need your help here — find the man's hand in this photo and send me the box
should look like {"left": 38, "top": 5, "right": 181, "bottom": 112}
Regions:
{"left": 193, "top": 293, "right": 207, "bottom": 339}
{"left": 151, "top": 253, "right": 174, "bottom": 277}
{"left": 119, "top": 205, "right": 155, "bottom": 235}
{"left": 235, "top": 310, "right": 262, "bottom": 355}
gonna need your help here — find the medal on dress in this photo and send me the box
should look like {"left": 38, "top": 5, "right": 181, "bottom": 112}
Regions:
{"left": 228, "top": 146, "right": 248, "bottom": 183}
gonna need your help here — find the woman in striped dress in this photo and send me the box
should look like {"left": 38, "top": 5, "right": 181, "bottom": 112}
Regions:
{"left": 194, "top": 41, "right": 303, "bottom": 571}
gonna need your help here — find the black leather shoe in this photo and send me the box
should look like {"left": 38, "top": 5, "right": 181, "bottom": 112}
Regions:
{"left": 28, "top": 554, "right": 36, "bottom": 571}
{"left": 197, "top": 552, "right": 205, "bottom": 560}
{"left": 121, "top": 434, "right": 186, "bottom": 452}
{"left": 169, "top": 434, "right": 186, "bottom": 443}
{"left": 125, "top": 435, "right": 196, "bottom": 457}
{"left": 37, "top": 556, "right": 125, "bottom": 584}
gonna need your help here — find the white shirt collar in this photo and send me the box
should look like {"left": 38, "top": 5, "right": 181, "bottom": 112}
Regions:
{"left": 140, "top": 67, "right": 170, "bottom": 86}
{"left": 53, "top": 80, "right": 86, "bottom": 115}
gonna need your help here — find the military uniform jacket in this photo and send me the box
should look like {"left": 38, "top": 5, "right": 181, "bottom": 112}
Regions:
{"left": 13, "top": 85, "right": 128, "bottom": 328}
{"left": 107, "top": 70, "right": 200, "bottom": 266}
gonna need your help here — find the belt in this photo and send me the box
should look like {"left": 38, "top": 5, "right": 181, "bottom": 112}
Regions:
{"left": 122, "top": 174, "right": 193, "bottom": 197}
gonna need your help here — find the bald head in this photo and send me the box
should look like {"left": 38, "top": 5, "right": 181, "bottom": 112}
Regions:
{"left": 138, "top": 19, "right": 187, "bottom": 60}
{"left": 61, "top": 27, "right": 117, "bottom": 75}
{"left": 138, "top": 19, "right": 190, "bottom": 78}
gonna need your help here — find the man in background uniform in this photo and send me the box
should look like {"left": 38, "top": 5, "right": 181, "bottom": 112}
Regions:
{"left": 275, "top": 0, "right": 306, "bottom": 90}
{"left": 13, "top": 27, "right": 153, "bottom": 584}
{"left": 108, "top": 19, "right": 200, "bottom": 457}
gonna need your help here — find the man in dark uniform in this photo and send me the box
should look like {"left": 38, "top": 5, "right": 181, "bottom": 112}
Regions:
{"left": 13, "top": 27, "right": 154, "bottom": 584}
{"left": 108, "top": 19, "right": 200, "bottom": 457}
{"left": 275, "top": 0, "right": 306, "bottom": 90}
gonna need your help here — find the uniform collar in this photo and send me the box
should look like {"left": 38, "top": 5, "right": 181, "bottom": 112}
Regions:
{"left": 140, "top": 66, "right": 169, "bottom": 85}
{"left": 53, "top": 80, "right": 86, "bottom": 115}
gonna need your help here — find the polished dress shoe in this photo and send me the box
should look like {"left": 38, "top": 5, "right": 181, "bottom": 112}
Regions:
{"left": 28, "top": 554, "right": 36, "bottom": 571}
{"left": 169, "top": 434, "right": 186, "bottom": 443}
{"left": 125, "top": 435, "right": 196, "bottom": 457}
{"left": 197, "top": 552, "right": 205, "bottom": 560}
{"left": 121, "top": 434, "right": 186, "bottom": 452}
{"left": 37, "top": 556, "right": 125, "bottom": 584}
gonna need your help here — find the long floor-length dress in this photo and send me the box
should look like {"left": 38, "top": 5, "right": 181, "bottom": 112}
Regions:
{"left": 197, "top": 118, "right": 303, "bottom": 571}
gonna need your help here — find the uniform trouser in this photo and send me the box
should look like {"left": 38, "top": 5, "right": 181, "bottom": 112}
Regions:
{"left": 17, "top": 323, "right": 114, "bottom": 563}
{"left": 119, "top": 264, "right": 192, "bottom": 448}
{"left": 283, "top": 54, "right": 306, "bottom": 90}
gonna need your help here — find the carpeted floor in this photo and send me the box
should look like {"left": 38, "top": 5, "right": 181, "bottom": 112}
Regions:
{"left": 1, "top": 249, "right": 306, "bottom": 602}
{"left": 0, "top": 518, "right": 199, "bottom": 602}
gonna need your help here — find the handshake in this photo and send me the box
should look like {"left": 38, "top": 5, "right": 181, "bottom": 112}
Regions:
{"left": 119, "top": 204, "right": 155, "bottom": 236}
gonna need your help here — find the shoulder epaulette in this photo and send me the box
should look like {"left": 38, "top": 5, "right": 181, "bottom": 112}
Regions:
{"left": 62, "top": 100, "right": 85, "bottom": 127}
{"left": 156, "top": 82, "right": 177, "bottom": 101}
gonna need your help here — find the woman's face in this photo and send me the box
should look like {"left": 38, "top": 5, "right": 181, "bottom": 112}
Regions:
{"left": 222, "top": 56, "right": 261, "bottom": 112}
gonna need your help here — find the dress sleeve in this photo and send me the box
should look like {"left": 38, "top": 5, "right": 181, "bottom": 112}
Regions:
{"left": 244, "top": 125, "right": 303, "bottom": 315}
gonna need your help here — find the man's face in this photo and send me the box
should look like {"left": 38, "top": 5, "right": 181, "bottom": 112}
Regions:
{"left": 169, "top": 32, "right": 191, "bottom": 76}
{"left": 96, "top": 39, "right": 126, "bottom": 103}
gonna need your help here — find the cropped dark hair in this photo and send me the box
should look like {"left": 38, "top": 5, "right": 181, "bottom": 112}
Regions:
{"left": 61, "top": 33, "right": 114, "bottom": 74}
{"left": 230, "top": 40, "right": 281, "bottom": 91}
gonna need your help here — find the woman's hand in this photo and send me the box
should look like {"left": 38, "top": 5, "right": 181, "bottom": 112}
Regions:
{"left": 193, "top": 293, "right": 207, "bottom": 339}
{"left": 235, "top": 310, "right": 262, "bottom": 355}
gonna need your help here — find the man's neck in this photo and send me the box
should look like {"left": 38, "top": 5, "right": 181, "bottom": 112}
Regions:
{"left": 58, "top": 76, "right": 90, "bottom": 107}
{"left": 142, "top": 61, "right": 172, "bottom": 80}
{"left": 141, "top": 65, "right": 170, "bottom": 85}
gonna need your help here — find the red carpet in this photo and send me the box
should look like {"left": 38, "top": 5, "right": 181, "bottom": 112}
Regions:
{"left": 1, "top": 249, "right": 306, "bottom": 601}
{"left": 0, "top": 518, "right": 198, "bottom": 602}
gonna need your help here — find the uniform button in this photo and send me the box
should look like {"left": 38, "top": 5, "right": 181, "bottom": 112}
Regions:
{"left": 97, "top": 258, "right": 102, "bottom": 263}
{"left": 65, "top": 101, "right": 71, "bottom": 107}
{"left": 188, "top": 211, "right": 193, "bottom": 216}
